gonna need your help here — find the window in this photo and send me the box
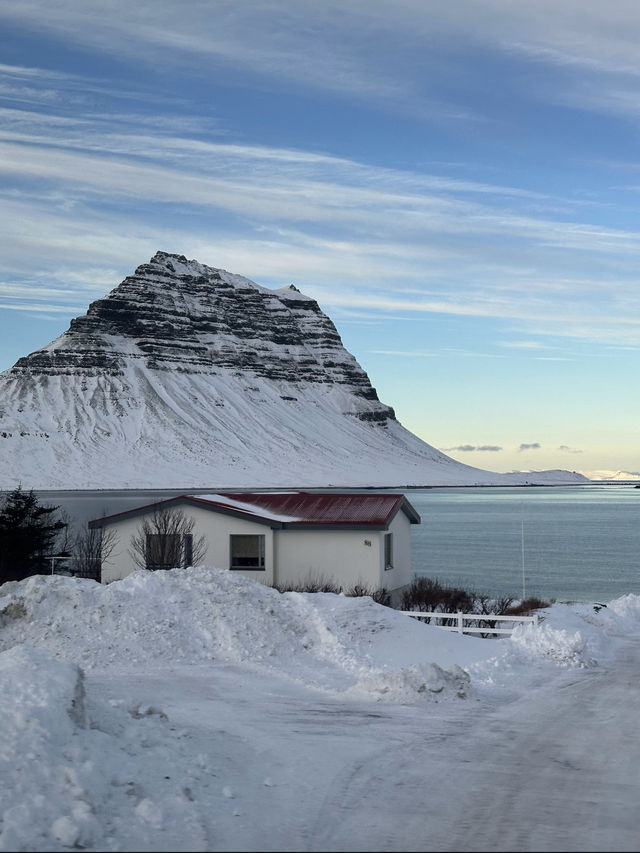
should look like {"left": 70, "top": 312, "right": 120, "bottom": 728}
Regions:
{"left": 145, "top": 533, "right": 191, "bottom": 570}
{"left": 230, "top": 534, "right": 265, "bottom": 570}
{"left": 184, "top": 534, "right": 193, "bottom": 566}
{"left": 384, "top": 532, "right": 393, "bottom": 570}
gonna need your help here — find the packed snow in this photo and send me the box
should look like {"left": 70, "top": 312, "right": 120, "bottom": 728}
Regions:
{"left": 2, "top": 566, "right": 640, "bottom": 851}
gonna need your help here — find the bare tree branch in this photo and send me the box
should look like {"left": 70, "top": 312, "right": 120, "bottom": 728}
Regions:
{"left": 129, "top": 506, "right": 206, "bottom": 571}
{"left": 74, "top": 525, "right": 120, "bottom": 581}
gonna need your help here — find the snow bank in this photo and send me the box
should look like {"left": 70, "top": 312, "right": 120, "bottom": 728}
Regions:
{"left": 467, "top": 596, "right": 640, "bottom": 697}
{"left": 4, "top": 569, "right": 640, "bottom": 707}
{"left": 0, "top": 646, "right": 97, "bottom": 851}
{"left": 0, "top": 567, "right": 490, "bottom": 704}
{"left": 0, "top": 643, "right": 215, "bottom": 852}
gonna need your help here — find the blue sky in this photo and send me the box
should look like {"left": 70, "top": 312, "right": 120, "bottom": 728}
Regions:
{"left": 1, "top": 0, "right": 639, "bottom": 476}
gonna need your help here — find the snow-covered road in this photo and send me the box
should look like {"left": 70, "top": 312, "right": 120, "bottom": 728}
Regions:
{"left": 306, "top": 641, "right": 640, "bottom": 852}
{"left": 82, "top": 641, "right": 640, "bottom": 852}
{"left": 444, "top": 646, "right": 640, "bottom": 853}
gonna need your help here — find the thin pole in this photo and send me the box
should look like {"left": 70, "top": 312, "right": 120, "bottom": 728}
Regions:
{"left": 521, "top": 520, "right": 526, "bottom": 600}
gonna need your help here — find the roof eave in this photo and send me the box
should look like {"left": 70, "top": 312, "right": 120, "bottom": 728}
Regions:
{"left": 400, "top": 497, "right": 421, "bottom": 524}
{"left": 280, "top": 523, "right": 389, "bottom": 531}
{"left": 88, "top": 495, "right": 284, "bottom": 529}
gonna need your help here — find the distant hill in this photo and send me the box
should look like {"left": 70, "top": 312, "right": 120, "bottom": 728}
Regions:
{"left": 0, "top": 251, "right": 590, "bottom": 489}
{"left": 580, "top": 470, "right": 640, "bottom": 482}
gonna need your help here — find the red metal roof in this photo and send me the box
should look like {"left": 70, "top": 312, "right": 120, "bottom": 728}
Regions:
{"left": 89, "top": 491, "right": 421, "bottom": 529}
{"left": 188, "top": 491, "right": 421, "bottom": 527}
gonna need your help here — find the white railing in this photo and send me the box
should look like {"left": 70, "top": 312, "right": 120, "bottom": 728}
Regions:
{"left": 398, "top": 610, "right": 538, "bottom": 636}
{"left": 48, "top": 555, "right": 75, "bottom": 574}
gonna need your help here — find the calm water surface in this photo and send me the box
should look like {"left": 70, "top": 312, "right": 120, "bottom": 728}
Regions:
{"left": 30, "top": 483, "right": 640, "bottom": 604}
{"left": 408, "top": 484, "right": 640, "bottom": 603}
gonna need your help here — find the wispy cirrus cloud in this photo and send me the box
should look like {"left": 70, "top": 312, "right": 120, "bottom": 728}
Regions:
{"left": 3, "top": 117, "right": 640, "bottom": 270}
{"left": 499, "top": 340, "right": 548, "bottom": 350}
{"left": 2, "top": 0, "right": 639, "bottom": 477}
{"left": 0, "top": 2, "right": 415, "bottom": 107}
{"left": 4, "top": 38, "right": 640, "bottom": 351}
{"left": 4, "top": 2, "right": 640, "bottom": 106}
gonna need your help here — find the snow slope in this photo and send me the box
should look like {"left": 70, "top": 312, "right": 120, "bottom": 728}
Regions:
{"left": 0, "top": 252, "right": 589, "bottom": 489}
{"left": 1, "top": 567, "right": 639, "bottom": 851}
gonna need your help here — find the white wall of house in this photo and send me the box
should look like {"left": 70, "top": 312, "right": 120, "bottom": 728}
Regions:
{"left": 100, "top": 502, "right": 414, "bottom": 594}
{"left": 379, "top": 510, "right": 413, "bottom": 592}
{"left": 100, "top": 504, "right": 275, "bottom": 585}
{"left": 101, "top": 514, "right": 147, "bottom": 583}
{"left": 274, "top": 528, "right": 382, "bottom": 591}
{"left": 272, "top": 509, "right": 412, "bottom": 592}
{"left": 185, "top": 507, "right": 275, "bottom": 585}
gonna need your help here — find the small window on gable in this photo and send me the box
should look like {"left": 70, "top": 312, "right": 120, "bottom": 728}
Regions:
{"left": 384, "top": 532, "right": 393, "bottom": 570}
{"left": 230, "top": 534, "right": 265, "bottom": 570}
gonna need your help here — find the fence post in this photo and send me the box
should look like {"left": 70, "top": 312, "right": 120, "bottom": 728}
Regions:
{"left": 457, "top": 611, "right": 463, "bottom": 634}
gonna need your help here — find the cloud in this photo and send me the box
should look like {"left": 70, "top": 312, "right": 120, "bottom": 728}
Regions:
{"left": 0, "top": 302, "right": 85, "bottom": 313}
{"left": 519, "top": 443, "right": 541, "bottom": 451}
{"left": 0, "top": 3, "right": 416, "bottom": 108}
{"left": 5, "top": 1, "right": 640, "bottom": 146}
{"left": 498, "top": 340, "right": 547, "bottom": 349}
{"left": 443, "top": 444, "right": 503, "bottom": 452}
{"left": 4, "top": 28, "right": 640, "bottom": 349}
{"left": 369, "top": 349, "right": 437, "bottom": 357}
{"left": 2, "top": 2, "right": 639, "bottom": 101}
{"left": 558, "top": 445, "right": 583, "bottom": 454}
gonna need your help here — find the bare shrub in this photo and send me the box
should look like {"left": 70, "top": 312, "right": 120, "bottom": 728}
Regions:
{"left": 401, "top": 577, "right": 475, "bottom": 626}
{"left": 129, "top": 507, "right": 206, "bottom": 571}
{"left": 473, "top": 594, "right": 516, "bottom": 637}
{"left": 274, "top": 575, "right": 342, "bottom": 594}
{"left": 505, "top": 596, "right": 552, "bottom": 616}
{"left": 346, "top": 583, "right": 391, "bottom": 605}
{"left": 275, "top": 575, "right": 390, "bottom": 604}
{"left": 400, "top": 580, "right": 552, "bottom": 637}
{"left": 73, "top": 526, "right": 119, "bottom": 581}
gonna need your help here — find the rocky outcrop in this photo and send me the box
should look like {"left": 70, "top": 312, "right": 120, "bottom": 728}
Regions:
{"left": 9, "top": 252, "right": 394, "bottom": 420}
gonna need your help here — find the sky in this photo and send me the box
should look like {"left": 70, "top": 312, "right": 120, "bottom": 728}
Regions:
{"left": 2, "top": 565, "right": 640, "bottom": 851}
{"left": 1, "top": 1, "right": 639, "bottom": 478}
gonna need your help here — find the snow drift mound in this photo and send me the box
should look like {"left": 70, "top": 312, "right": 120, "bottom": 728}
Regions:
{"left": 467, "top": 595, "right": 640, "bottom": 697}
{"left": 0, "top": 646, "right": 96, "bottom": 851}
{"left": 0, "top": 644, "right": 213, "bottom": 852}
{"left": 3, "top": 568, "right": 633, "bottom": 705}
{"left": 0, "top": 567, "right": 477, "bottom": 703}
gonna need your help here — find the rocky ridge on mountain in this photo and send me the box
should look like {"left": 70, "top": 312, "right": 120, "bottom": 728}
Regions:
{"left": 10, "top": 251, "right": 392, "bottom": 422}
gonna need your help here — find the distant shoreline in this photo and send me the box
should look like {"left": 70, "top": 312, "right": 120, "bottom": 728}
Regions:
{"left": 3, "top": 481, "right": 638, "bottom": 496}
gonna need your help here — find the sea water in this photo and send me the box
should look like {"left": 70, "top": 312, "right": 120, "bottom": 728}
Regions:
{"left": 407, "top": 484, "right": 640, "bottom": 603}
{"left": 29, "top": 483, "right": 640, "bottom": 604}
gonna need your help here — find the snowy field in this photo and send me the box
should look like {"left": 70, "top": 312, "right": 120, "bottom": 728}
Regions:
{"left": 2, "top": 566, "right": 640, "bottom": 852}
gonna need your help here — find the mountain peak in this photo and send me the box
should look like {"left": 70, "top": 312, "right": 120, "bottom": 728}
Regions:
{"left": 9, "top": 252, "right": 379, "bottom": 397}
{"left": 0, "top": 253, "right": 589, "bottom": 489}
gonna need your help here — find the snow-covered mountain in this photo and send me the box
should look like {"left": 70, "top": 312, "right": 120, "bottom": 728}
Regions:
{"left": 0, "top": 251, "right": 589, "bottom": 489}
{"left": 580, "top": 470, "right": 640, "bottom": 482}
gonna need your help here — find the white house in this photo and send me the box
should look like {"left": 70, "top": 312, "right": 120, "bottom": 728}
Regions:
{"left": 89, "top": 491, "right": 421, "bottom": 598}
